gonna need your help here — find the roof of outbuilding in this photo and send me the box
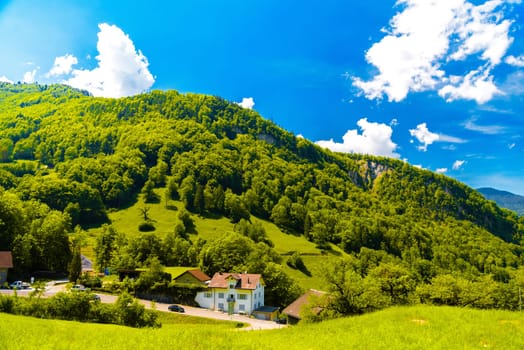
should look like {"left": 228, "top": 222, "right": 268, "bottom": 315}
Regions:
{"left": 185, "top": 269, "right": 211, "bottom": 282}
{"left": 254, "top": 305, "right": 280, "bottom": 313}
{"left": 0, "top": 251, "right": 13, "bottom": 269}
{"left": 282, "top": 289, "right": 326, "bottom": 319}
{"left": 208, "top": 272, "right": 263, "bottom": 290}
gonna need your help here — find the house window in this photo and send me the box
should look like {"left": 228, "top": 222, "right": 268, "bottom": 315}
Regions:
{"left": 238, "top": 294, "right": 247, "bottom": 300}
{"left": 218, "top": 293, "right": 224, "bottom": 299}
{"left": 204, "top": 292, "right": 212, "bottom": 298}
{"left": 254, "top": 294, "right": 256, "bottom": 300}
{"left": 229, "top": 282, "right": 235, "bottom": 289}
{"left": 239, "top": 304, "right": 245, "bottom": 311}
{"left": 218, "top": 303, "right": 224, "bottom": 310}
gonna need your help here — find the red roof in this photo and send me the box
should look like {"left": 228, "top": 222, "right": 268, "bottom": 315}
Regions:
{"left": 208, "top": 272, "right": 263, "bottom": 290}
{"left": 0, "top": 251, "right": 13, "bottom": 269}
{"left": 282, "top": 289, "right": 326, "bottom": 319}
{"left": 186, "top": 269, "right": 211, "bottom": 282}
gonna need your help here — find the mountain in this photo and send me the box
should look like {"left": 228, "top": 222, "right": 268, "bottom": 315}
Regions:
{"left": 0, "top": 83, "right": 523, "bottom": 313}
{"left": 478, "top": 187, "right": 524, "bottom": 216}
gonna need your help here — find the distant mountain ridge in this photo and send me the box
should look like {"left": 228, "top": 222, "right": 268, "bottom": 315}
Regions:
{"left": 478, "top": 187, "right": 524, "bottom": 216}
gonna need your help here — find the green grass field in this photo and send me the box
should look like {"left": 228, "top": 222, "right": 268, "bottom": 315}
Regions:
{"left": 1, "top": 306, "right": 524, "bottom": 349}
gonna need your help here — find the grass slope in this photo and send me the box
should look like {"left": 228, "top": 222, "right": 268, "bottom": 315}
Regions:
{"left": 1, "top": 306, "right": 524, "bottom": 349}
{"left": 89, "top": 188, "right": 341, "bottom": 291}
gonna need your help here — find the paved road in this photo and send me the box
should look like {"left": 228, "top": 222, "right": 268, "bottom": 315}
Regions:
{"left": 0, "top": 282, "right": 286, "bottom": 331}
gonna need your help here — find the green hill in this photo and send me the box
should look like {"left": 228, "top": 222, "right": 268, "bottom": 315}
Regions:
{"left": 0, "top": 83, "right": 523, "bottom": 313}
{"left": 1, "top": 306, "right": 524, "bottom": 349}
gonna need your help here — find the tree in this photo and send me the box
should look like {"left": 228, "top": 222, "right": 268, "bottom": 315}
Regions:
{"left": 0, "top": 138, "right": 14, "bottom": 162}
{"left": 141, "top": 180, "right": 158, "bottom": 203}
{"left": 262, "top": 262, "right": 302, "bottom": 307}
{"left": 199, "top": 232, "right": 254, "bottom": 275}
{"left": 193, "top": 183, "right": 205, "bottom": 214}
{"left": 368, "top": 262, "right": 416, "bottom": 305}
{"left": 177, "top": 209, "right": 195, "bottom": 233}
{"left": 319, "top": 257, "right": 387, "bottom": 315}
{"left": 68, "top": 245, "right": 82, "bottom": 283}
{"left": 224, "top": 190, "right": 249, "bottom": 223}
{"left": 94, "top": 225, "right": 118, "bottom": 272}
{"left": 0, "top": 190, "right": 27, "bottom": 250}
{"left": 165, "top": 177, "right": 179, "bottom": 201}
{"left": 33, "top": 210, "right": 72, "bottom": 271}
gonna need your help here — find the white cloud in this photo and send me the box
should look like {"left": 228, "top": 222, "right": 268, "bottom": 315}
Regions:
{"left": 409, "top": 123, "right": 440, "bottom": 151}
{"left": 506, "top": 55, "right": 524, "bottom": 67}
{"left": 47, "top": 54, "right": 78, "bottom": 77}
{"left": 23, "top": 69, "right": 37, "bottom": 83}
{"left": 453, "top": 160, "right": 466, "bottom": 170}
{"left": 63, "top": 23, "right": 155, "bottom": 98}
{"left": 436, "top": 168, "right": 448, "bottom": 174}
{"left": 353, "top": 0, "right": 519, "bottom": 104}
{"left": 438, "top": 66, "right": 501, "bottom": 103}
{"left": 237, "top": 97, "right": 255, "bottom": 109}
{"left": 0, "top": 76, "right": 13, "bottom": 83}
{"left": 316, "top": 118, "right": 399, "bottom": 158}
{"left": 502, "top": 70, "right": 524, "bottom": 95}
{"left": 409, "top": 122, "right": 466, "bottom": 151}
{"left": 449, "top": 1, "right": 513, "bottom": 65}
{"left": 463, "top": 117, "right": 505, "bottom": 134}
{"left": 438, "top": 134, "right": 467, "bottom": 144}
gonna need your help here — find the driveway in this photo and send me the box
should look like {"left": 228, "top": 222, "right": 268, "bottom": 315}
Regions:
{"left": 96, "top": 293, "right": 284, "bottom": 330}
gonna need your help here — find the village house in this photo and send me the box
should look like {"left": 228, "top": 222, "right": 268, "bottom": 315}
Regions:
{"left": 173, "top": 269, "right": 210, "bottom": 286}
{"left": 0, "top": 251, "right": 13, "bottom": 286}
{"left": 282, "top": 289, "right": 327, "bottom": 324}
{"left": 195, "top": 272, "right": 265, "bottom": 315}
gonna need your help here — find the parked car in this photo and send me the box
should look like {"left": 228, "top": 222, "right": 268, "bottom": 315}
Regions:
{"left": 71, "top": 284, "right": 88, "bottom": 292}
{"left": 90, "top": 293, "right": 101, "bottom": 301}
{"left": 10, "top": 281, "right": 30, "bottom": 289}
{"left": 168, "top": 304, "right": 185, "bottom": 313}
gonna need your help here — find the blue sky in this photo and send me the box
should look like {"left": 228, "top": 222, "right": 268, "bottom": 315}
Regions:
{"left": 1, "top": 0, "right": 524, "bottom": 195}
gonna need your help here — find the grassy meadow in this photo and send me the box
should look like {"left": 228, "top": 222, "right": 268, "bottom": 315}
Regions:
{"left": 87, "top": 188, "right": 338, "bottom": 290}
{"left": 1, "top": 306, "right": 524, "bottom": 349}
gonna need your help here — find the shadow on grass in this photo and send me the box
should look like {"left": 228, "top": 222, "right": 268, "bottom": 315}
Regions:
{"left": 165, "top": 204, "right": 178, "bottom": 211}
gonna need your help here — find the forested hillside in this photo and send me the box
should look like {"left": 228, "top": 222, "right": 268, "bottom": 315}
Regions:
{"left": 1, "top": 83, "right": 523, "bottom": 315}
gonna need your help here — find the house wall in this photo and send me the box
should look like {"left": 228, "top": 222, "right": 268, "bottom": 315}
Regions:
{"left": 0, "top": 268, "right": 7, "bottom": 286}
{"left": 175, "top": 273, "right": 205, "bottom": 286}
{"left": 195, "top": 283, "right": 265, "bottom": 315}
{"left": 195, "top": 289, "right": 215, "bottom": 310}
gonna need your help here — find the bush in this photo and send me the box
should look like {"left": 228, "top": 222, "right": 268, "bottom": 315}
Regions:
{"left": 138, "top": 221, "right": 156, "bottom": 232}
{"left": 79, "top": 273, "right": 103, "bottom": 289}
{"left": 0, "top": 292, "right": 160, "bottom": 328}
{"left": 0, "top": 294, "right": 15, "bottom": 313}
{"left": 287, "top": 252, "right": 305, "bottom": 270}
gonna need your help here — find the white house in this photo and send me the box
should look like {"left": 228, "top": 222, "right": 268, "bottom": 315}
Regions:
{"left": 195, "top": 272, "right": 264, "bottom": 315}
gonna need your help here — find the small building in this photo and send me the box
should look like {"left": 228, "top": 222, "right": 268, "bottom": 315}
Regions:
{"left": 195, "top": 272, "right": 264, "bottom": 315}
{"left": 0, "top": 251, "right": 13, "bottom": 286}
{"left": 173, "top": 269, "right": 210, "bottom": 286}
{"left": 252, "top": 305, "right": 280, "bottom": 321}
{"left": 282, "top": 289, "right": 326, "bottom": 324}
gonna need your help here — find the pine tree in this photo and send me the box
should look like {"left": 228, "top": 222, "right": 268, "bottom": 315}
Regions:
{"left": 68, "top": 245, "right": 82, "bottom": 283}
